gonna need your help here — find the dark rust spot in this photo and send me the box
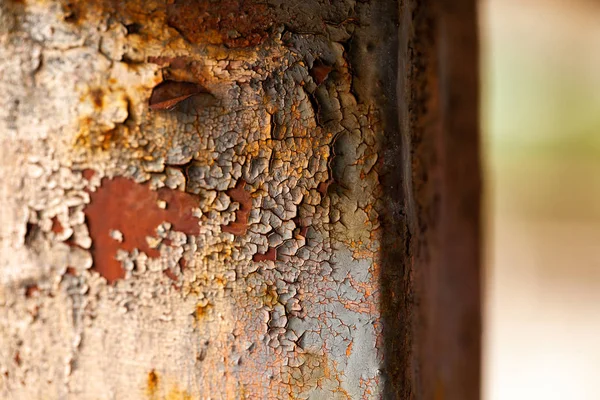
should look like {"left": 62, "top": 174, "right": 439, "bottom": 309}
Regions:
{"left": 317, "top": 178, "right": 334, "bottom": 196}
{"left": 24, "top": 222, "right": 39, "bottom": 246}
{"left": 149, "top": 80, "right": 211, "bottom": 111}
{"left": 90, "top": 88, "right": 103, "bottom": 109}
{"left": 298, "top": 225, "right": 309, "bottom": 238}
{"left": 253, "top": 247, "right": 277, "bottom": 262}
{"left": 310, "top": 62, "right": 332, "bottom": 85}
{"left": 65, "top": 266, "right": 78, "bottom": 276}
{"left": 84, "top": 175, "right": 200, "bottom": 283}
{"left": 221, "top": 180, "right": 252, "bottom": 236}
{"left": 124, "top": 22, "right": 142, "bottom": 34}
{"left": 62, "top": 1, "right": 80, "bottom": 23}
{"left": 292, "top": 216, "right": 309, "bottom": 238}
{"left": 166, "top": 0, "right": 275, "bottom": 48}
{"left": 25, "top": 284, "right": 39, "bottom": 298}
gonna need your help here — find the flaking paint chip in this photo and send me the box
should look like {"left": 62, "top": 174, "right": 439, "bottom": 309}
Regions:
{"left": 109, "top": 229, "right": 124, "bottom": 242}
{"left": 146, "top": 236, "right": 162, "bottom": 249}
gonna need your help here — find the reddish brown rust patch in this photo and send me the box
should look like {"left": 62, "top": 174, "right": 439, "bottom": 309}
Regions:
{"left": 317, "top": 178, "right": 334, "bottom": 196}
{"left": 252, "top": 247, "right": 277, "bottom": 262}
{"left": 51, "top": 217, "right": 64, "bottom": 234}
{"left": 293, "top": 216, "right": 309, "bottom": 238}
{"left": 178, "top": 257, "right": 188, "bottom": 271}
{"left": 84, "top": 175, "right": 200, "bottom": 283}
{"left": 221, "top": 180, "right": 252, "bottom": 236}
{"left": 149, "top": 80, "right": 210, "bottom": 111}
{"left": 166, "top": 0, "right": 275, "bottom": 48}
{"left": 164, "top": 268, "right": 179, "bottom": 282}
{"left": 82, "top": 169, "right": 96, "bottom": 181}
{"left": 65, "top": 266, "right": 78, "bottom": 276}
{"left": 24, "top": 285, "right": 39, "bottom": 298}
{"left": 147, "top": 56, "right": 189, "bottom": 70}
{"left": 298, "top": 225, "right": 309, "bottom": 238}
{"left": 310, "top": 62, "right": 333, "bottom": 85}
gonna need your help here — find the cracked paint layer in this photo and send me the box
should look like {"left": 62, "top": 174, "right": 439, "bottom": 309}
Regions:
{"left": 0, "top": 0, "right": 399, "bottom": 398}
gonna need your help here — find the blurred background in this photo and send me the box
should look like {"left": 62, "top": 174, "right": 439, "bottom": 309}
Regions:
{"left": 481, "top": 0, "right": 600, "bottom": 399}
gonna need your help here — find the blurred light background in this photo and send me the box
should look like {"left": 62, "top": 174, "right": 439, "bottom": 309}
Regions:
{"left": 481, "top": 0, "right": 600, "bottom": 399}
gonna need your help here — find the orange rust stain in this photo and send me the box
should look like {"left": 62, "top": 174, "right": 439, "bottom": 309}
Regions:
{"left": 166, "top": 387, "right": 193, "bottom": 400}
{"left": 65, "top": 266, "right": 78, "bottom": 276}
{"left": 75, "top": 117, "right": 120, "bottom": 152}
{"left": 50, "top": 217, "right": 64, "bottom": 234}
{"left": 84, "top": 175, "right": 200, "bottom": 283}
{"left": 145, "top": 369, "right": 192, "bottom": 400}
{"left": 166, "top": 0, "right": 275, "bottom": 48}
{"left": 260, "top": 285, "right": 279, "bottom": 307}
{"left": 221, "top": 180, "right": 252, "bottom": 236}
{"left": 252, "top": 247, "right": 277, "bottom": 262}
{"left": 195, "top": 302, "right": 212, "bottom": 319}
{"left": 345, "top": 341, "right": 353, "bottom": 357}
{"left": 147, "top": 369, "right": 159, "bottom": 398}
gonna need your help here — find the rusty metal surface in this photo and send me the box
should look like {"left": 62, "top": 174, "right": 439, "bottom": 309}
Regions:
{"left": 0, "top": 0, "right": 398, "bottom": 398}
{"left": 0, "top": 0, "right": 480, "bottom": 399}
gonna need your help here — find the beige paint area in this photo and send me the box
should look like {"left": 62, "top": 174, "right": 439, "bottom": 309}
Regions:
{"left": 483, "top": 0, "right": 600, "bottom": 398}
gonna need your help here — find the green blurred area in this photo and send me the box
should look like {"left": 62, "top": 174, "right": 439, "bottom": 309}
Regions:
{"left": 482, "top": 1, "right": 600, "bottom": 399}
{"left": 483, "top": 0, "right": 600, "bottom": 220}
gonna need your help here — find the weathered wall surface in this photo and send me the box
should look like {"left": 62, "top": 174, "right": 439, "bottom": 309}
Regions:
{"left": 0, "top": 1, "right": 402, "bottom": 398}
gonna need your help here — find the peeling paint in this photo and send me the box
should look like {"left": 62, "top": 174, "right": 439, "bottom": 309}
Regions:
{"left": 84, "top": 175, "right": 200, "bottom": 283}
{"left": 0, "top": 0, "right": 398, "bottom": 398}
{"left": 220, "top": 179, "right": 252, "bottom": 236}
